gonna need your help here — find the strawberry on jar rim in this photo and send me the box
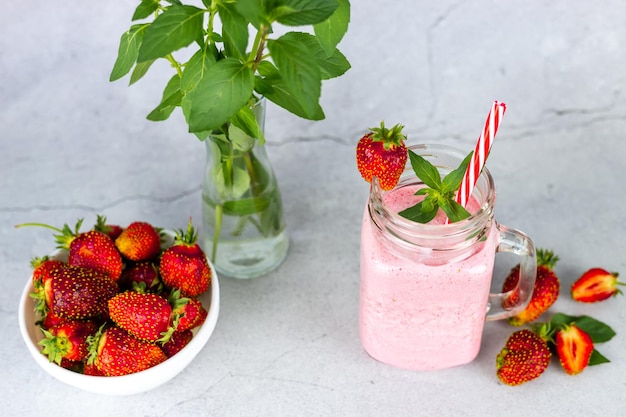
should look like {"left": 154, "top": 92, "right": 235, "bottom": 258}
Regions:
{"left": 356, "top": 121, "right": 408, "bottom": 191}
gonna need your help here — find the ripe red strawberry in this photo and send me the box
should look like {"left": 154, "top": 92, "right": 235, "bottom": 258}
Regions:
{"left": 17, "top": 218, "right": 123, "bottom": 280}
{"left": 119, "top": 261, "right": 163, "bottom": 292}
{"left": 503, "top": 249, "right": 560, "bottom": 326}
{"left": 39, "top": 310, "right": 66, "bottom": 330}
{"left": 93, "top": 214, "right": 124, "bottom": 240}
{"left": 31, "top": 256, "right": 66, "bottom": 288}
{"left": 160, "top": 329, "right": 193, "bottom": 358}
{"left": 87, "top": 326, "right": 167, "bottom": 376}
{"left": 356, "top": 121, "right": 408, "bottom": 191}
{"left": 115, "top": 221, "right": 161, "bottom": 262}
{"left": 555, "top": 324, "right": 594, "bottom": 375}
{"left": 32, "top": 264, "right": 118, "bottom": 319}
{"left": 159, "top": 221, "right": 211, "bottom": 297}
{"left": 571, "top": 268, "right": 623, "bottom": 303}
{"left": 169, "top": 290, "right": 208, "bottom": 332}
{"left": 496, "top": 329, "right": 552, "bottom": 386}
{"left": 108, "top": 291, "right": 174, "bottom": 342}
{"left": 39, "top": 320, "right": 98, "bottom": 365}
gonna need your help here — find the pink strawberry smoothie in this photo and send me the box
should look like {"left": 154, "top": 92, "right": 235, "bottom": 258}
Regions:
{"left": 359, "top": 184, "right": 498, "bottom": 371}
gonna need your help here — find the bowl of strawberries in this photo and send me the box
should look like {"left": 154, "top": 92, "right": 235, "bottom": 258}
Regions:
{"left": 17, "top": 217, "right": 220, "bottom": 396}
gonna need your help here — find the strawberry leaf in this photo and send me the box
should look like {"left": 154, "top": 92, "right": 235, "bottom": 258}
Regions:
{"left": 588, "top": 349, "right": 611, "bottom": 366}
{"left": 549, "top": 313, "right": 616, "bottom": 343}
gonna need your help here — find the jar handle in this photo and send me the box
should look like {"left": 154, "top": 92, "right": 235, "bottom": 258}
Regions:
{"left": 485, "top": 223, "right": 537, "bottom": 321}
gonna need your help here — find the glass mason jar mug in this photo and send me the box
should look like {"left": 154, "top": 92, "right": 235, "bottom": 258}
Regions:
{"left": 359, "top": 144, "right": 537, "bottom": 371}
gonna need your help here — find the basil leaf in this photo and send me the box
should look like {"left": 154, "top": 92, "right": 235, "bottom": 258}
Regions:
{"left": 133, "top": 0, "right": 159, "bottom": 21}
{"left": 223, "top": 197, "right": 270, "bottom": 216}
{"left": 441, "top": 151, "right": 473, "bottom": 193}
{"left": 147, "top": 75, "right": 182, "bottom": 121}
{"left": 408, "top": 149, "right": 441, "bottom": 189}
{"left": 217, "top": 2, "right": 249, "bottom": 59}
{"left": 588, "top": 349, "right": 611, "bottom": 366}
{"left": 314, "top": 0, "right": 350, "bottom": 56}
{"left": 398, "top": 200, "right": 439, "bottom": 224}
{"left": 182, "top": 58, "right": 255, "bottom": 133}
{"left": 137, "top": 5, "right": 204, "bottom": 62}
{"left": 270, "top": 0, "right": 339, "bottom": 26}
{"left": 110, "top": 24, "right": 148, "bottom": 82}
{"left": 440, "top": 199, "right": 471, "bottom": 223}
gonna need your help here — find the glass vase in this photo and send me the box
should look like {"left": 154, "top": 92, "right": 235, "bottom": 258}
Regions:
{"left": 201, "top": 100, "right": 289, "bottom": 279}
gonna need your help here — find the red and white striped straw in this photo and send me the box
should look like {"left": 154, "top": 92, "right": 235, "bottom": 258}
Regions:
{"left": 455, "top": 100, "right": 507, "bottom": 209}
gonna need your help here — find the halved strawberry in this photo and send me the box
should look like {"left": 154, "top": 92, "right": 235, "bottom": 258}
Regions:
{"left": 571, "top": 268, "right": 623, "bottom": 303}
{"left": 356, "top": 121, "right": 408, "bottom": 191}
{"left": 555, "top": 324, "right": 594, "bottom": 375}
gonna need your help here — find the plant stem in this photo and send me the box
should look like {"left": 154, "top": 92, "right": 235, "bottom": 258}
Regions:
{"left": 211, "top": 203, "right": 223, "bottom": 263}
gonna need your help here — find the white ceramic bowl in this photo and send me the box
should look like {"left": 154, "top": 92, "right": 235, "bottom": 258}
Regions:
{"left": 18, "top": 231, "right": 220, "bottom": 396}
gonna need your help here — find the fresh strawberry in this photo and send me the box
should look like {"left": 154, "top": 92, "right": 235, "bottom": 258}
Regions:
{"left": 159, "top": 220, "right": 211, "bottom": 297}
{"left": 31, "top": 256, "right": 66, "bottom": 288}
{"left": 94, "top": 214, "right": 124, "bottom": 240}
{"left": 108, "top": 291, "right": 174, "bottom": 343}
{"left": 496, "top": 329, "right": 552, "bottom": 386}
{"left": 87, "top": 326, "right": 167, "bottom": 376}
{"left": 169, "top": 289, "right": 208, "bottom": 332}
{"left": 160, "top": 329, "right": 193, "bottom": 358}
{"left": 31, "top": 264, "right": 118, "bottom": 319}
{"left": 555, "top": 324, "right": 594, "bottom": 375}
{"left": 571, "top": 268, "right": 623, "bottom": 303}
{"left": 17, "top": 218, "right": 123, "bottom": 280}
{"left": 503, "top": 249, "right": 560, "bottom": 326}
{"left": 119, "top": 261, "right": 163, "bottom": 293}
{"left": 83, "top": 361, "right": 106, "bottom": 376}
{"left": 39, "top": 310, "right": 66, "bottom": 330}
{"left": 39, "top": 320, "right": 98, "bottom": 365}
{"left": 115, "top": 221, "right": 161, "bottom": 262}
{"left": 356, "top": 121, "right": 408, "bottom": 191}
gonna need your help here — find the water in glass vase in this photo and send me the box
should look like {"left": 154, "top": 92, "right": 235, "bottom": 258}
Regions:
{"left": 201, "top": 135, "right": 289, "bottom": 279}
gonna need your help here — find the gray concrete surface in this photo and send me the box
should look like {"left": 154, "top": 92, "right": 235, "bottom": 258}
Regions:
{"left": 2, "top": 1, "right": 625, "bottom": 415}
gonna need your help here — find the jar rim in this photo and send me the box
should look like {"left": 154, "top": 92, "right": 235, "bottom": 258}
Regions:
{"left": 369, "top": 143, "right": 496, "bottom": 238}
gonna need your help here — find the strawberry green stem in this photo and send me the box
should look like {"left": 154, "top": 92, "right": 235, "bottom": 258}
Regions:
{"left": 14, "top": 222, "right": 64, "bottom": 233}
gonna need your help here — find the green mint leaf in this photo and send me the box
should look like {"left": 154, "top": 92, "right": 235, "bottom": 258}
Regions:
{"left": 398, "top": 198, "right": 439, "bottom": 224}
{"left": 217, "top": 2, "right": 249, "bottom": 59}
{"left": 439, "top": 198, "right": 471, "bottom": 223}
{"left": 255, "top": 63, "right": 324, "bottom": 120}
{"left": 314, "top": 0, "right": 350, "bottom": 56}
{"left": 224, "top": 197, "right": 270, "bottom": 216}
{"left": 281, "top": 32, "right": 349, "bottom": 80}
{"left": 549, "top": 313, "right": 617, "bottom": 343}
{"left": 267, "top": 35, "right": 322, "bottom": 119}
{"left": 110, "top": 24, "right": 148, "bottom": 82}
{"left": 132, "top": 0, "right": 159, "bottom": 21}
{"left": 234, "top": 0, "right": 268, "bottom": 29}
{"left": 230, "top": 105, "right": 266, "bottom": 145}
{"left": 137, "top": 5, "right": 204, "bottom": 62}
{"left": 270, "top": 0, "right": 339, "bottom": 26}
{"left": 180, "top": 49, "right": 217, "bottom": 93}
{"left": 181, "top": 58, "right": 254, "bottom": 133}
{"left": 408, "top": 149, "right": 442, "bottom": 189}
{"left": 147, "top": 75, "right": 182, "bottom": 121}
{"left": 441, "top": 151, "right": 473, "bottom": 194}
{"left": 129, "top": 59, "right": 155, "bottom": 85}
{"left": 588, "top": 349, "right": 611, "bottom": 366}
